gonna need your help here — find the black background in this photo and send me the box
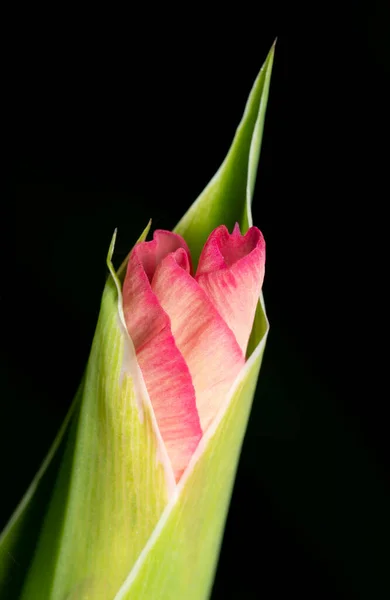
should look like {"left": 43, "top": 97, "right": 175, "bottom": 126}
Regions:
{"left": 4, "top": 3, "right": 390, "bottom": 598}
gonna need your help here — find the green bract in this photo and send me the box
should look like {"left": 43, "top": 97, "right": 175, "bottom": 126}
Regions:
{"left": 0, "top": 43, "right": 274, "bottom": 600}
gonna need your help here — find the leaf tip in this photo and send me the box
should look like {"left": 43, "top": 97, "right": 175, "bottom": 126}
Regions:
{"left": 107, "top": 228, "right": 118, "bottom": 268}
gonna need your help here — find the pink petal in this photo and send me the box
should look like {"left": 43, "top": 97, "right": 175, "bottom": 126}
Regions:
{"left": 123, "top": 231, "right": 201, "bottom": 481}
{"left": 151, "top": 250, "right": 245, "bottom": 432}
{"left": 134, "top": 229, "right": 193, "bottom": 284}
{"left": 195, "top": 224, "right": 265, "bottom": 356}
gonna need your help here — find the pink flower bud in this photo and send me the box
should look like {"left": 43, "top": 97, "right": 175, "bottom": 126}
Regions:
{"left": 123, "top": 224, "right": 265, "bottom": 481}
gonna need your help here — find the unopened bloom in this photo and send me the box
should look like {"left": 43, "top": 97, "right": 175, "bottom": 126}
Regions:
{"left": 123, "top": 224, "right": 265, "bottom": 480}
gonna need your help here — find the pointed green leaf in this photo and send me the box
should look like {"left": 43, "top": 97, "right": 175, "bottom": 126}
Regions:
{"left": 0, "top": 223, "right": 154, "bottom": 600}
{"left": 175, "top": 41, "right": 275, "bottom": 263}
{"left": 0, "top": 387, "right": 81, "bottom": 599}
{"left": 20, "top": 230, "right": 175, "bottom": 600}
